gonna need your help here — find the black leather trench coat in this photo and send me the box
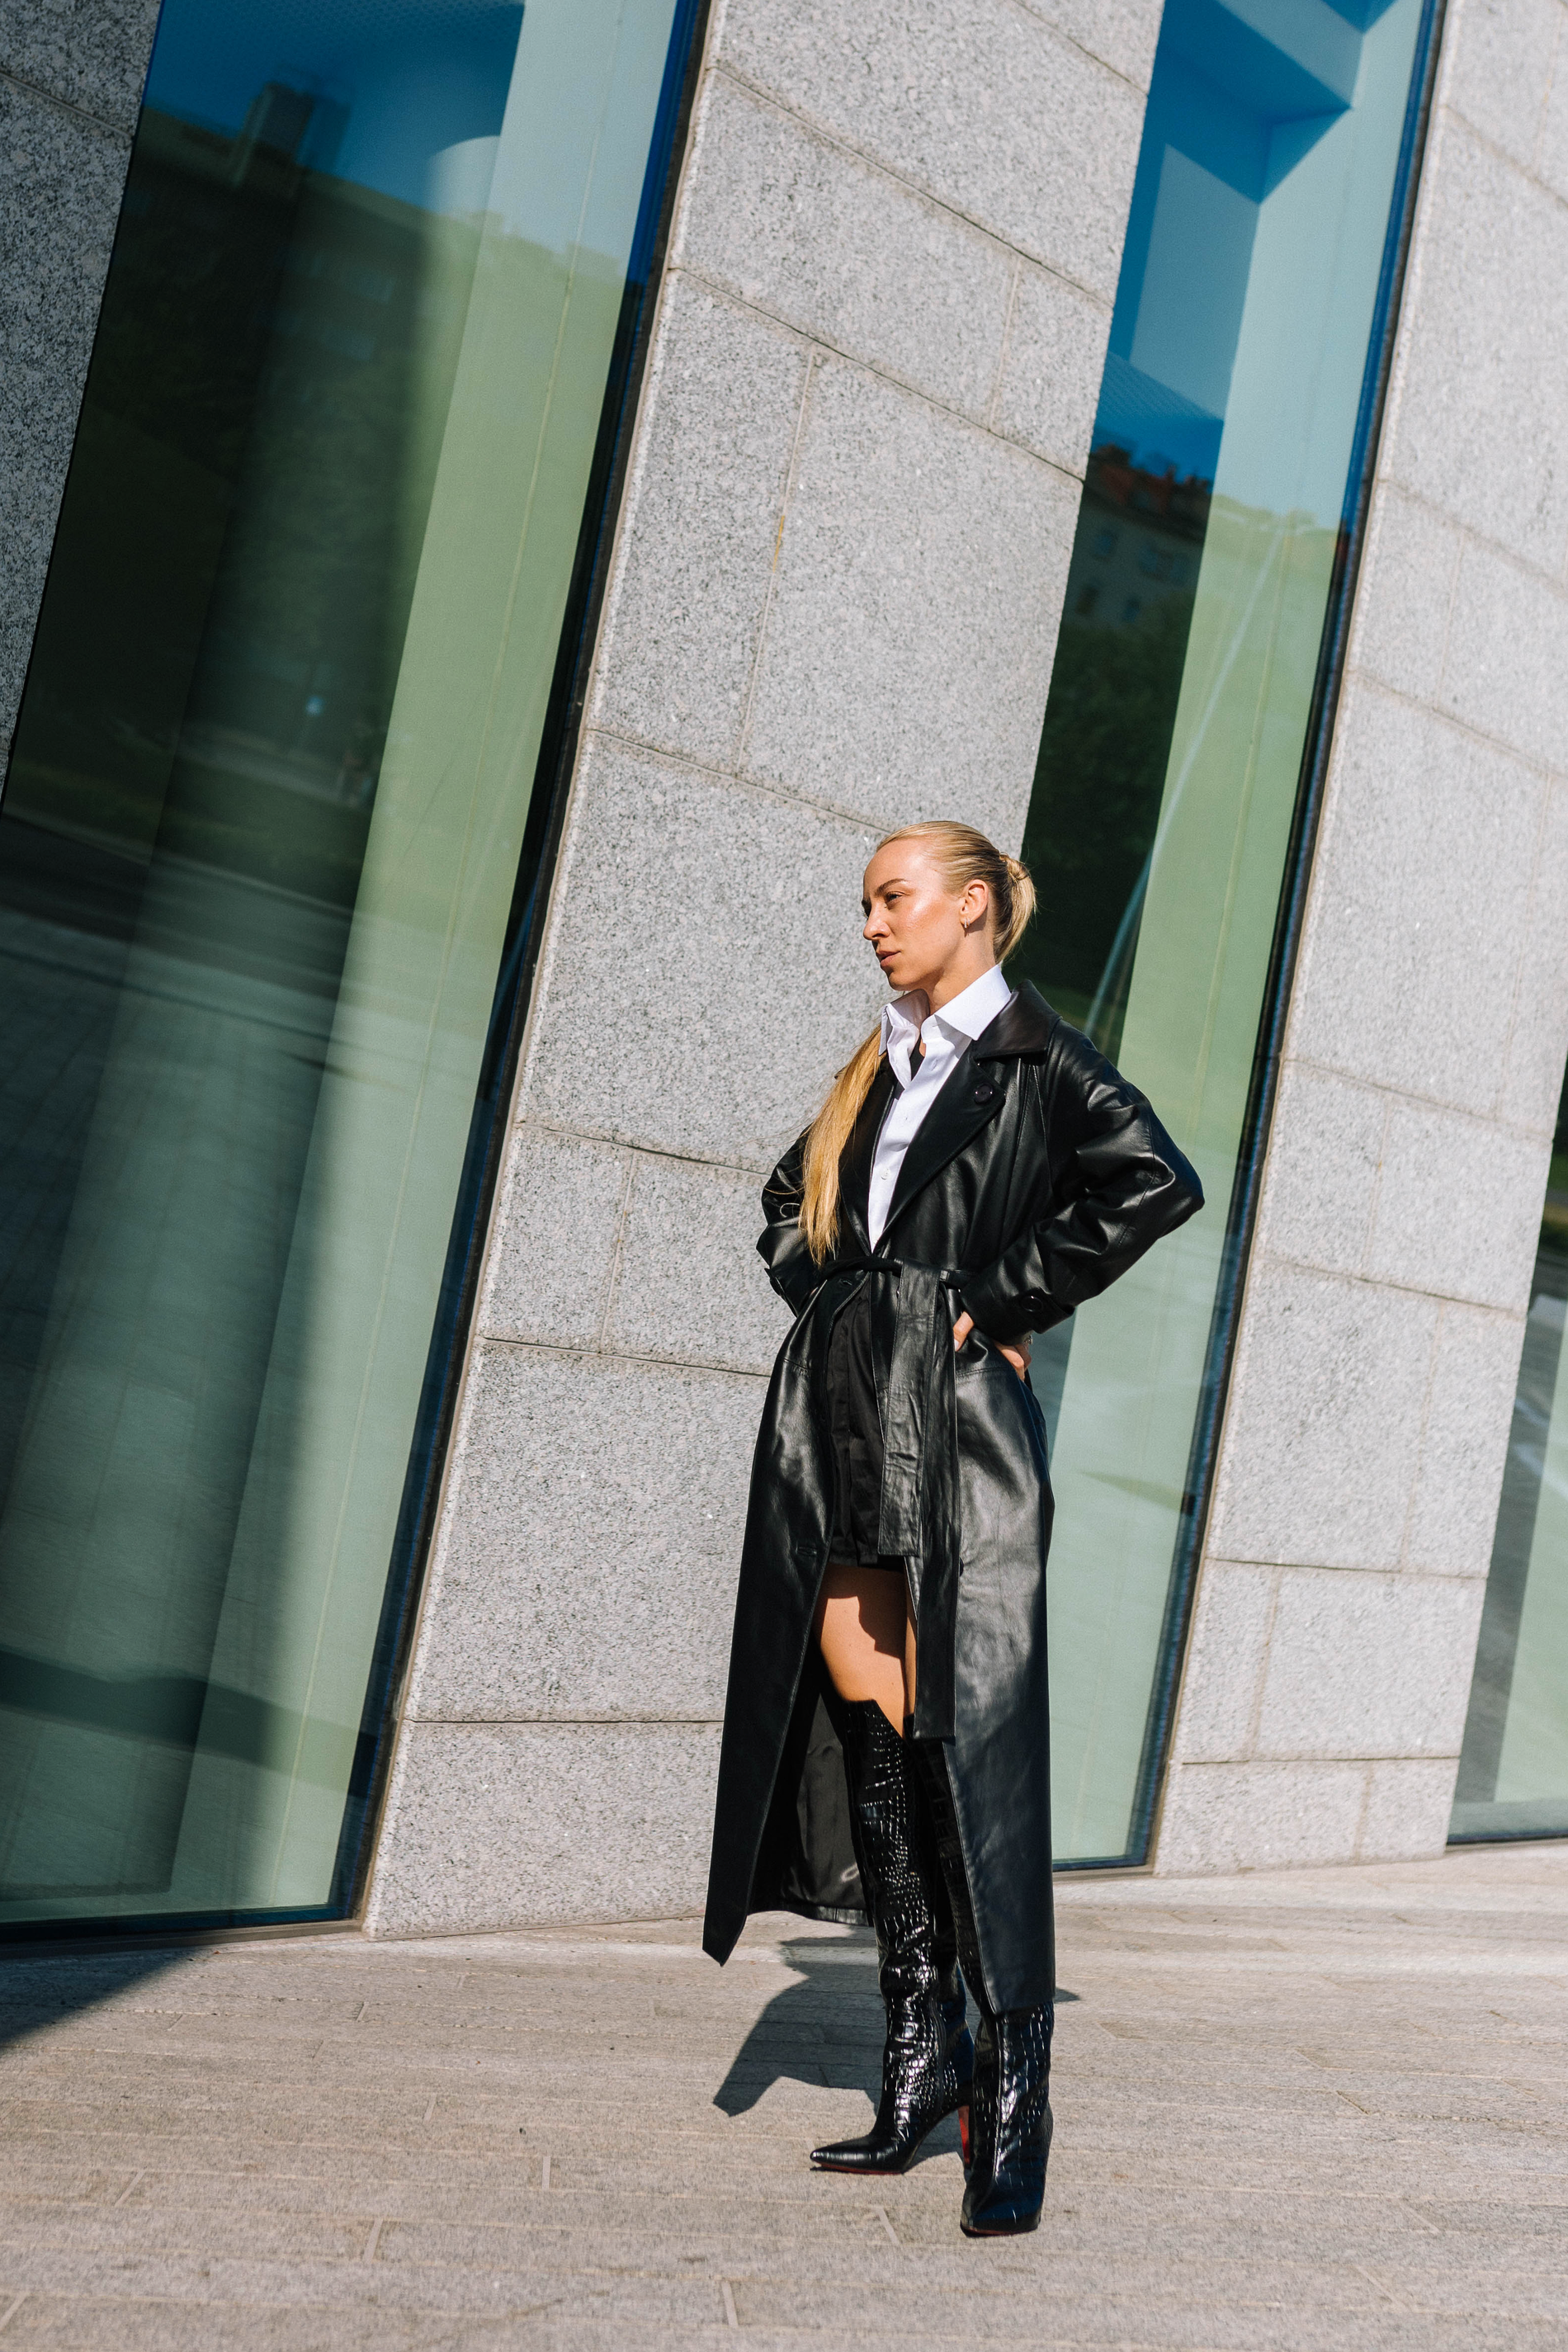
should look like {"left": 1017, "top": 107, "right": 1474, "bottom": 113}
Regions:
{"left": 702, "top": 983, "right": 1202, "bottom": 2010}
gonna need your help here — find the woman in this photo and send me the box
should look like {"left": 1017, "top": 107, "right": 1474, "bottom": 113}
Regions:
{"left": 703, "top": 822, "right": 1202, "bottom": 2236}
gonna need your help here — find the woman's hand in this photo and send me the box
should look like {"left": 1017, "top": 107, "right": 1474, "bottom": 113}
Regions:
{"left": 952, "top": 1312, "right": 1032, "bottom": 1380}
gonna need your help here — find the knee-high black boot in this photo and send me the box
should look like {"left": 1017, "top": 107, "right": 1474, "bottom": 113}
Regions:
{"left": 810, "top": 1700, "right": 975, "bottom": 2175}
{"left": 914, "top": 1740, "right": 1053, "bottom": 2236}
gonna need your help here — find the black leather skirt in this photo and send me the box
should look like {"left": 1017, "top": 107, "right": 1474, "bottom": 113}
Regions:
{"left": 823, "top": 1287, "right": 904, "bottom": 1573}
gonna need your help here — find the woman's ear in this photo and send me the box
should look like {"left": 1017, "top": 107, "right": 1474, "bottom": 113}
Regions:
{"left": 960, "top": 878, "right": 991, "bottom": 934}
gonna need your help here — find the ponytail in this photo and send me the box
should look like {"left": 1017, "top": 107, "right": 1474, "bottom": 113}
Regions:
{"left": 995, "top": 852, "right": 1037, "bottom": 961}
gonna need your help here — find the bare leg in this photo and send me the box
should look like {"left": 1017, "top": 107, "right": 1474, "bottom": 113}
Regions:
{"left": 815, "top": 1564, "right": 917, "bottom": 1734}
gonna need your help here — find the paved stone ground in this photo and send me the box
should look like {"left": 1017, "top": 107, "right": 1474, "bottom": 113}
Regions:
{"left": 0, "top": 1840, "right": 1562, "bottom": 2347}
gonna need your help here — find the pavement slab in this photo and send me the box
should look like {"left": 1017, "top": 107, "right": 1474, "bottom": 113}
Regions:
{"left": 0, "top": 1842, "right": 1560, "bottom": 2346}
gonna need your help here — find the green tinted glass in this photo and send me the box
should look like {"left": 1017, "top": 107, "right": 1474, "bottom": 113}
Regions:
{"left": 1010, "top": 0, "right": 1431, "bottom": 1862}
{"left": 0, "top": 0, "right": 687, "bottom": 1925}
{"left": 1452, "top": 1076, "right": 1568, "bottom": 1840}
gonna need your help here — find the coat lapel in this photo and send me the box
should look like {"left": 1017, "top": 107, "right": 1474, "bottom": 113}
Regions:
{"left": 880, "top": 1041, "right": 1007, "bottom": 1241}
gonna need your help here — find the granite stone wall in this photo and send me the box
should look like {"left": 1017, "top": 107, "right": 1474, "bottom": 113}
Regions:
{"left": 0, "top": 2, "right": 160, "bottom": 764}
{"left": 1155, "top": 0, "right": 1568, "bottom": 1873}
{"left": 364, "top": 0, "right": 1162, "bottom": 1932}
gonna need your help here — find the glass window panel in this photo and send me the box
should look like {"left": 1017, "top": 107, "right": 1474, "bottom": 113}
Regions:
{"left": 0, "top": 0, "right": 690, "bottom": 1926}
{"left": 1452, "top": 1076, "right": 1568, "bottom": 1840}
{"left": 1009, "top": 0, "right": 1433, "bottom": 1863}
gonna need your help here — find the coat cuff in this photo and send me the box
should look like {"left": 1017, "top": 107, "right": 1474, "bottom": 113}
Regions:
{"left": 958, "top": 1268, "right": 1064, "bottom": 1346}
{"left": 959, "top": 1279, "right": 1029, "bottom": 1335}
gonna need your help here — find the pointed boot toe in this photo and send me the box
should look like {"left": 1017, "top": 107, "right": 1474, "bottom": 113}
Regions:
{"left": 809, "top": 2132, "right": 906, "bottom": 2175}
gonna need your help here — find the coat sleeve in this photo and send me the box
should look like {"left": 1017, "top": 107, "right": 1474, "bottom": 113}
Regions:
{"left": 756, "top": 1132, "right": 821, "bottom": 1316}
{"left": 958, "top": 1031, "right": 1203, "bottom": 1344}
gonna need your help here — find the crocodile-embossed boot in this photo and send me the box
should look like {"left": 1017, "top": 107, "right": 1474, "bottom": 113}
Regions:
{"left": 914, "top": 1738, "right": 1053, "bottom": 2236}
{"left": 810, "top": 1701, "right": 975, "bottom": 2175}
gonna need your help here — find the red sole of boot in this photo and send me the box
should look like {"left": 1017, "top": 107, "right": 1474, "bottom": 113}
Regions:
{"left": 958, "top": 2104, "right": 971, "bottom": 2166}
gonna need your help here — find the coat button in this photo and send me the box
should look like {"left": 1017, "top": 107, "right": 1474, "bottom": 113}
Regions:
{"left": 974, "top": 1083, "right": 995, "bottom": 1101}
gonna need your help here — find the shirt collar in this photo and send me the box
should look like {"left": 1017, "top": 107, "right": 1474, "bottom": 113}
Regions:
{"left": 881, "top": 961, "right": 1013, "bottom": 1055}
{"left": 879, "top": 994, "right": 920, "bottom": 1056}
{"left": 928, "top": 961, "right": 1014, "bottom": 1041}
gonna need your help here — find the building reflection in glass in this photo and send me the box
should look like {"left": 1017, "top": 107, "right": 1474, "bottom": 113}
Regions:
{"left": 0, "top": 0, "right": 687, "bottom": 1927}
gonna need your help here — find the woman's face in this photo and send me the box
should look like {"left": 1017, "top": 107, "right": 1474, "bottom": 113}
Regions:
{"left": 862, "top": 843, "right": 990, "bottom": 998}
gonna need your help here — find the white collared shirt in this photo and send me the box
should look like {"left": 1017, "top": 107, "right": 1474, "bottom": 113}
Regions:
{"left": 866, "top": 962, "right": 1015, "bottom": 1248}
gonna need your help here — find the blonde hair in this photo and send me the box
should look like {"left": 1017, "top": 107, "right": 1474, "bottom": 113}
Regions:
{"left": 799, "top": 823, "right": 1036, "bottom": 1263}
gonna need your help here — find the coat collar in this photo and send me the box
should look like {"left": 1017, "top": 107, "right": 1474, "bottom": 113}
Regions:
{"left": 971, "top": 978, "right": 1060, "bottom": 1060}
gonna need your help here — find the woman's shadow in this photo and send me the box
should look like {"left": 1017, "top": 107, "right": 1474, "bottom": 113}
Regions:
{"left": 711, "top": 1934, "right": 966, "bottom": 2165}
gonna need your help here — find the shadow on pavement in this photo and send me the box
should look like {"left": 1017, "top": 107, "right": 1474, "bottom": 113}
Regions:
{"left": 0, "top": 1946, "right": 195, "bottom": 2053}
{"left": 711, "top": 1940, "right": 966, "bottom": 2165}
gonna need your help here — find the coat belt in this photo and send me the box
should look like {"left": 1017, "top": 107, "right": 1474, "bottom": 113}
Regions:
{"left": 824, "top": 1258, "right": 966, "bottom": 1742}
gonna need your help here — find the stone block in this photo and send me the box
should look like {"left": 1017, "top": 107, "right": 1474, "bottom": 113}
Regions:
{"left": 0, "top": 83, "right": 129, "bottom": 742}
{"left": 1289, "top": 681, "right": 1542, "bottom": 1118}
{"left": 741, "top": 355, "right": 1078, "bottom": 843}
{"left": 989, "top": 259, "right": 1112, "bottom": 476}
{"left": 0, "top": 0, "right": 161, "bottom": 134}
{"left": 1253, "top": 1568, "right": 1485, "bottom": 1761}
{"left": 1383, "top": 119, "right": 1568, "bottom": 571}
{"left": 606, "top": 1153, "right": 783, "bottom": 1374}
{"left": 364, "top": 1720, "right": 721, "bottom": 1934}
{"left": 1207, "top": 1263, "right": 1438, "bottom": 1572}
{"left": 1152, "top": 1759, "right": 1369, "bottom": 1875}
{"left": 404, "top": 1342, "right": 757, "bottom": 1722}
{"left": 1363, "top": 1099, "right": 1547, "bottom": 1311}
{"left": 719, "top": 0, "right": 1148, "bottom": 299}
{"left": 1344, "top": 483, "right": 1460, "bottom": 708}
{"left": 588, "top": 276, "right": 809, "bottom": 768}
{"left": 1500, "top": 780, "right": 1568, "bottom": 1136}
{"left": 1357, "top": 1756, "right": 1462, "bottom": 1861}
{"left": 1251, "top": 1062, "right": 1386, "bottom": 1278}
{"left": 477, "top": 1128, "right": 629, "bottom": 1349}
{"left": 674, "top": 71, "right": 1013, "bottom": 420}
{"left": 1405, "top": 1299, "right": 1526, "bottom": 1577}
{"left": 1441, "top": 0, "right": 1559, "bottom": 176}
{"left": 1167, "top": 1561, "right": 1275, "bottom": 1764}
{"left": 521, "top": 734, "right": 884, "bottom": 1164}
{"left": 1442, "top": 534, "right": 1568, "bottom": 778}
{"left": 1033, "top": 0, "right": 1164, "bottom": 87}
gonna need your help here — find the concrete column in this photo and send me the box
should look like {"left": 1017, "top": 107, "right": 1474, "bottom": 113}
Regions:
{"left": 0, "top": 3, "right": 159, "bottom": 763}
{"left": 366, "top": 0, "right": 1164, "bottom": 1931}
{"left": 1155, "top": 0, "right": 1568, "bottom": 1873}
